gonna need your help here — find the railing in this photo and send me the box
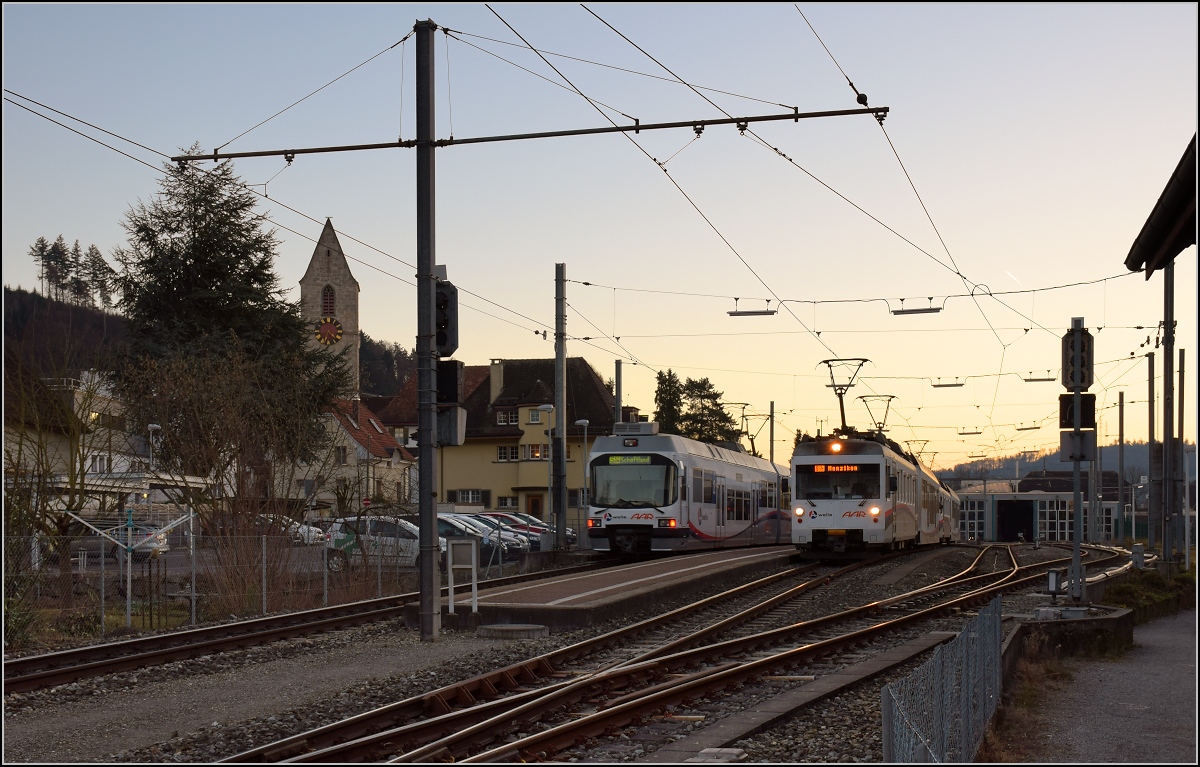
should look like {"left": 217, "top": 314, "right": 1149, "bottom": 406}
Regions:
{"left": 881, "top": 596, "right": 1003, "bottom": 762}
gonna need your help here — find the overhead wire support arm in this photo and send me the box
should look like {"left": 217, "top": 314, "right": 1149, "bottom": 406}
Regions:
{"left": 168, "top": 106, "right": 888, "bottom": 163}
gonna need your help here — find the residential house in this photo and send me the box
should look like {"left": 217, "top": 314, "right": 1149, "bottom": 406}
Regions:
{"left": 372, "top": 357, "right": 619, "bottom": 534}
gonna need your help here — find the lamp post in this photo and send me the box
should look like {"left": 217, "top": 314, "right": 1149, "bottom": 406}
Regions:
{"left": 538, "top": 404, "right": 554, "bottom": 527}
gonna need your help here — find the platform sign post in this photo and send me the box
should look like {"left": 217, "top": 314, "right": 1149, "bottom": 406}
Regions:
{"left": 1062, "top": 318, "right": 1093, "bottom": 602}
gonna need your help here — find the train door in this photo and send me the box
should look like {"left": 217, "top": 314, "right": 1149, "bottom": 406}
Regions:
{"left": 749, "top": 481, "right": 760, "bottom": 545}
{"left": 714, "top": 477, "right": 727, "bottom": 547}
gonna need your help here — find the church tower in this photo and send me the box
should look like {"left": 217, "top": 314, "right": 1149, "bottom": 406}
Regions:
{"left": 300, "top": 219, "right": 360, "bottom": 395}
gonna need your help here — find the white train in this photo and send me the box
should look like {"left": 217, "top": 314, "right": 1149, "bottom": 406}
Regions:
{"left": 791, "top": 430, "right": 959, "bottom": 553}
{"left": 586, "top": 422, "right": 791, "bottom": 554}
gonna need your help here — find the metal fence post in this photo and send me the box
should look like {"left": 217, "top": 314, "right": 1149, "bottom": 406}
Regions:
{"left": 323, "top": 542, "right": 328, "bottom": 607}
{"left": 377, "top": 545, "right": 382, "bottom": 598}
{"left": 189, "top": 513, "right": 196, "bottom": 626}
{"left": 881, "top": 685, "right": 894, "bottom": 763}
{"left": 100, "top": 544, "right": 106, "bottom": 639}
{"left": 125, "top": 518, "right": 132, "bottom": 629}
{"left": 261, "top": 534, "right": 267, "bottom": 615}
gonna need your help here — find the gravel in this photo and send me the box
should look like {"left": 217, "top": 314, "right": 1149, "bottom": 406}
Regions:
{"left": 2, "top": 545, "right": 1085, "bottom": 763}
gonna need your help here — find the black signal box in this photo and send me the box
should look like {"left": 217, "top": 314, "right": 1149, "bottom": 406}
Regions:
{"left": 1059, "top": 393, "right": 1096, "bottom": 429}
{"left": 437, "top": 359, "right": 464, "bottom": 404}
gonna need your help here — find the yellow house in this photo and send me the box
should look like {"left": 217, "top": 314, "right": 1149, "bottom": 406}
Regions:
{"left": 370, "top": 358, "right": 621, "bottom": 535}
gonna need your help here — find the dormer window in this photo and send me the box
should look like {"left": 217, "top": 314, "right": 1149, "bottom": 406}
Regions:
{"left": 322, "top": 285, "right": 336, "bottom": 315}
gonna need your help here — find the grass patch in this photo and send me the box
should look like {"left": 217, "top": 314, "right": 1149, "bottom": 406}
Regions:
{"left": 974, "top": 630, "right": 1109, "bottom": 763}
{"left": 1104, "top": 567, "right": 1195, "bottom": 612}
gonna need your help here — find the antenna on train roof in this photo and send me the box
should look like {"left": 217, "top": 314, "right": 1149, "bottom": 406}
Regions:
{"left": 818, "top": 358, "right": 870, "bottom": 433}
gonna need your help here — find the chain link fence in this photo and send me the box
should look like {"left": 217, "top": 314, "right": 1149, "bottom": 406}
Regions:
{"left": 881, "top": 596, "right": 1003, "bottom": 762}
{"left": 2, "top": 530, "right": 461, "bottom": 653}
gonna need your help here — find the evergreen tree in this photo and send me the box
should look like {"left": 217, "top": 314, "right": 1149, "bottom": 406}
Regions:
{"left": 28, "top": 237, "right": 50, "bottom": 296}
{"left": 678, "top": 377, "right": 741, "bottom": 444}
{"left": 46, "top": 235, "right": 70, "bottom": 301}
{"left": 653, "top": 369, "right": 684, "bottom": 434}
{"left": 84, "top": 245, "right": 115, "bottom": 309}
{"left": 111, "top": 145, "right": 349, "bottom": 477}
{"left": 68, "top": 240, "right": 90, "bottom": 305}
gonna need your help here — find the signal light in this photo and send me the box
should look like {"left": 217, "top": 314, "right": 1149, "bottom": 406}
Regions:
{"left": 658, "top": 519, "right": 677, "bottom": 528}
{"left": 434, "top": 280, "right": 458, "bottom": 357}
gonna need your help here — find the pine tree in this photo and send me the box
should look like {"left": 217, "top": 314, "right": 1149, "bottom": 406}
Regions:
{"left": 68, "top": 240, "right": 91, "bottom": 305}
{"left": 46, "top": 235, "right": 70, "bottom": 301}
{"left": 84, "top": 245, "right": 115, "bottom": 309}
{"left": 28, "top": 237, "right": 50, "bottom": 296}
{"left": 111, "top": 144, "right": 350, "bottom": 476}
{"left": 678, "top": 377, "right": 741, "bottom": 444}
{"left": 653, "top": 369, "right": 684, "bottom": 434}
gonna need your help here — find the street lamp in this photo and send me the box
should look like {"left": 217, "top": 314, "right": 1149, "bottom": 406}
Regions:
{"left": 147, "top": 423, "right": 161, "bottom": 472}
{"left": 538, "top": 404, "right": 554, "bottom": 526}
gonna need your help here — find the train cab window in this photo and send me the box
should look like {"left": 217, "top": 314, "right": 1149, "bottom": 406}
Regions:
{"left": 591, "top": 454, "right": 678, "bottom": 508}
{"left": 795, "top": 463, "right": 881, "bottom": 500}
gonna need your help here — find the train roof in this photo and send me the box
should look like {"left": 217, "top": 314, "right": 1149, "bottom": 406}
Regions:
{"left": 593, "top": 424, "right": 786, "bottom": 475}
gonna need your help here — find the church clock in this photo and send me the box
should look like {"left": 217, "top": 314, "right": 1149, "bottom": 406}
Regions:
{"left": 315, "top": 317, "right": 343, "bottom": 345}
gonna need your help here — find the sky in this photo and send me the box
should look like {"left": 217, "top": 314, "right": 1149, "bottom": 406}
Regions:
{"left": 3, "top": 3, "right": 1197, "bottom": 473}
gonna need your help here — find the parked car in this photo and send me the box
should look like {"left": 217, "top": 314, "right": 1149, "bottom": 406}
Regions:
{"left": 460, "top": 512, "right": 543, "bottom": 552}
{"left": 324, "top": 515, "right": 445, "bottom": 572}
{"left": 504, "top": 511, "right": 578, "bottom": 545}
{"left": 440, "top": 513, "right": 527, "bottom": 562}
{"left": 69, "top": 522, "right": 170, "bottom": 562}
{"left": 258, "top": 514, "right": 328, "bottom": 545}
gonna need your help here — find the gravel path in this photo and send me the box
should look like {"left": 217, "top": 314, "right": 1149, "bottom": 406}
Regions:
{"left": 2, "top": 622, "right": 511, "bottom": 763}
{"left": 1020, "top": 609, "right": 1197, "bottom": 764}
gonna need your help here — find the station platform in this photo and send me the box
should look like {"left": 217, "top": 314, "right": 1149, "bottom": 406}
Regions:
{"left": 403, "top": 546, "right": 802, "bottom": 631}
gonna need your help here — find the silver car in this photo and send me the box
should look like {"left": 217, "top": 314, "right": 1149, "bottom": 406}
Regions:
{"left": 76, "top": 522, "right": 170, "bottom": 562}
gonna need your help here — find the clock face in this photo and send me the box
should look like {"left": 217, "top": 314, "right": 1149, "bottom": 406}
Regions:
{"left": 315, "top": 317, "right": 343, "bottom": 345}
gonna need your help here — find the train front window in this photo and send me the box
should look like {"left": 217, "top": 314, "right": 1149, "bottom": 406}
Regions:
{"left": 591, "top": 454, "right": 677, "bottom": 508}
{"left": 795, "top": 463, "right": 881, "bottom": 500}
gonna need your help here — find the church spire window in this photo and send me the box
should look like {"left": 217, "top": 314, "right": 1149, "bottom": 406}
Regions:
{"left": 322, "top": 285, "right": 336, "bottom": 316}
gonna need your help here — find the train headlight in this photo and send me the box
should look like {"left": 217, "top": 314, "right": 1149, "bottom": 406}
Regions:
{"left": 869, "top": 507, "right": 880, "bottom": 516}
{"left": 830, "top": 442, "right": 843, "bottom": 453}
{"left": 587, "top": 518, "right": 600, "bottom": 528}
{"left": 793, "top": 507, "right": 805, "bottom": 517}
{"left": 657, "top": 519, "right": 677, "bottom": 528}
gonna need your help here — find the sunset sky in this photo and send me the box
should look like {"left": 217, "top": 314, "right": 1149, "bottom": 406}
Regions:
{"left": 4, "top": 3, "right": 1195, "bottom": 470}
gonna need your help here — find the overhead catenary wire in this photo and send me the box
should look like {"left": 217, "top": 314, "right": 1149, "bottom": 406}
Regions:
{"left": 216, "top": 31, "right": 413, "bottom": 152}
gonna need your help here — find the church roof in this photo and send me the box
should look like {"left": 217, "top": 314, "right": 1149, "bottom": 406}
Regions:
{"left": 299, "top": 219, "right": 360, "bottom": 289}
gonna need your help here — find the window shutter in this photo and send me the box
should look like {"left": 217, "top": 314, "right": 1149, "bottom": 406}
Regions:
{"left": 445, "top": 490, "right": 457, "bottom": 503}
{"left": 482, "top": 490, "right": 492, "bottom": 508}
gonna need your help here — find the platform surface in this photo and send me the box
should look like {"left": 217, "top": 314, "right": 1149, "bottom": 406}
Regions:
{"left": 409, "top": 546, "right": 800, "bottom": 630}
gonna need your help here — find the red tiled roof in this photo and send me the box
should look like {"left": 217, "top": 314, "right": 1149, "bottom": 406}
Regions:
{"left": 328, "top": 398, "right": 405, "bottom": 460}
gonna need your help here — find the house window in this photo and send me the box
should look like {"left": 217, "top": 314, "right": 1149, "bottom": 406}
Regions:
{"left": 497, "top": 496, "right": 519, "bottom": 509}
{"left": 528, "top": 409, "right": 541, "bottom": 424}
{"left": 458, "top": 489, "right": 483, "bottom": 504}
{"left": 322, "top": 285, "right": 335, "bottom": 315}
{"left": 336, "top": 446, "right": 348, "bottom": 465}
{"left": 568, "top": 488, "right": 590, "bottom": 508}
{"left": 497, "top": 410, "right": 516, "bottom": 425}
{"left": 523, "top": 444, "right": 549, "bottom": 461}
{"left": 497, "top": 445, "right": 519, "bottom": 461}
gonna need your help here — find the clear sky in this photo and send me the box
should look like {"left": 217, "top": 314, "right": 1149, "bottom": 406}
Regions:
{"left": 3, "top": 3, "right": 1196, "bottom": 471}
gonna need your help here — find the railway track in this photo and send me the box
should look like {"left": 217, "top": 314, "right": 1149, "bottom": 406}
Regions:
{"left": 224, "top": 544, "right": 1090, "bottom": 763}
{"left": 2, "top": 560, "right": 616, "bottom": 694}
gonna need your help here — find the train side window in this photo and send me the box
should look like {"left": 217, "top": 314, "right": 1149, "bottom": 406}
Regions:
{"left": 703, "top": 471, "right": 715, "bottom": 504}
{"left": 693, "top": 468, "right": 704, "bottom": 503}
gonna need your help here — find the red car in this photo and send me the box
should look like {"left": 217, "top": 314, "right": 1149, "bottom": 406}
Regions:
{"left": 478, "top": 511, "right": 576, "bottom": 544}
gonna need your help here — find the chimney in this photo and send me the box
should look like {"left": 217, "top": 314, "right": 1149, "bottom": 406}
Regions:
{"left": 351, "top": 397, "right": 360, "bottom": 426}
{"left": 490, "top": 359, "right": 504, "bottom": 404}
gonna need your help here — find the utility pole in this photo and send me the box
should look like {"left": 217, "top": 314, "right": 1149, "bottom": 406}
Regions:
{"left": 614, "top": 359, "right": 622, "bottom": 424}
{"left": 415, "top": 19, "right": 440, "bottom": 640}
{"left": 769, "top": 401, "right": 775, "bottom": 466}
{"left": 1177, "top": 349, "right": 1185, "bottom": 563}
{"left": 1149, "top": 352, "right": 1157, "bottom": 550}
{"left": 1118, "top": 391, "right": 1125, "bottom": 547}
{"left": 1163, "top": 262, "right": 1175, "bottom": 563}
{"left": 554, "top": 264, "right": 567, "bottom": 550}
